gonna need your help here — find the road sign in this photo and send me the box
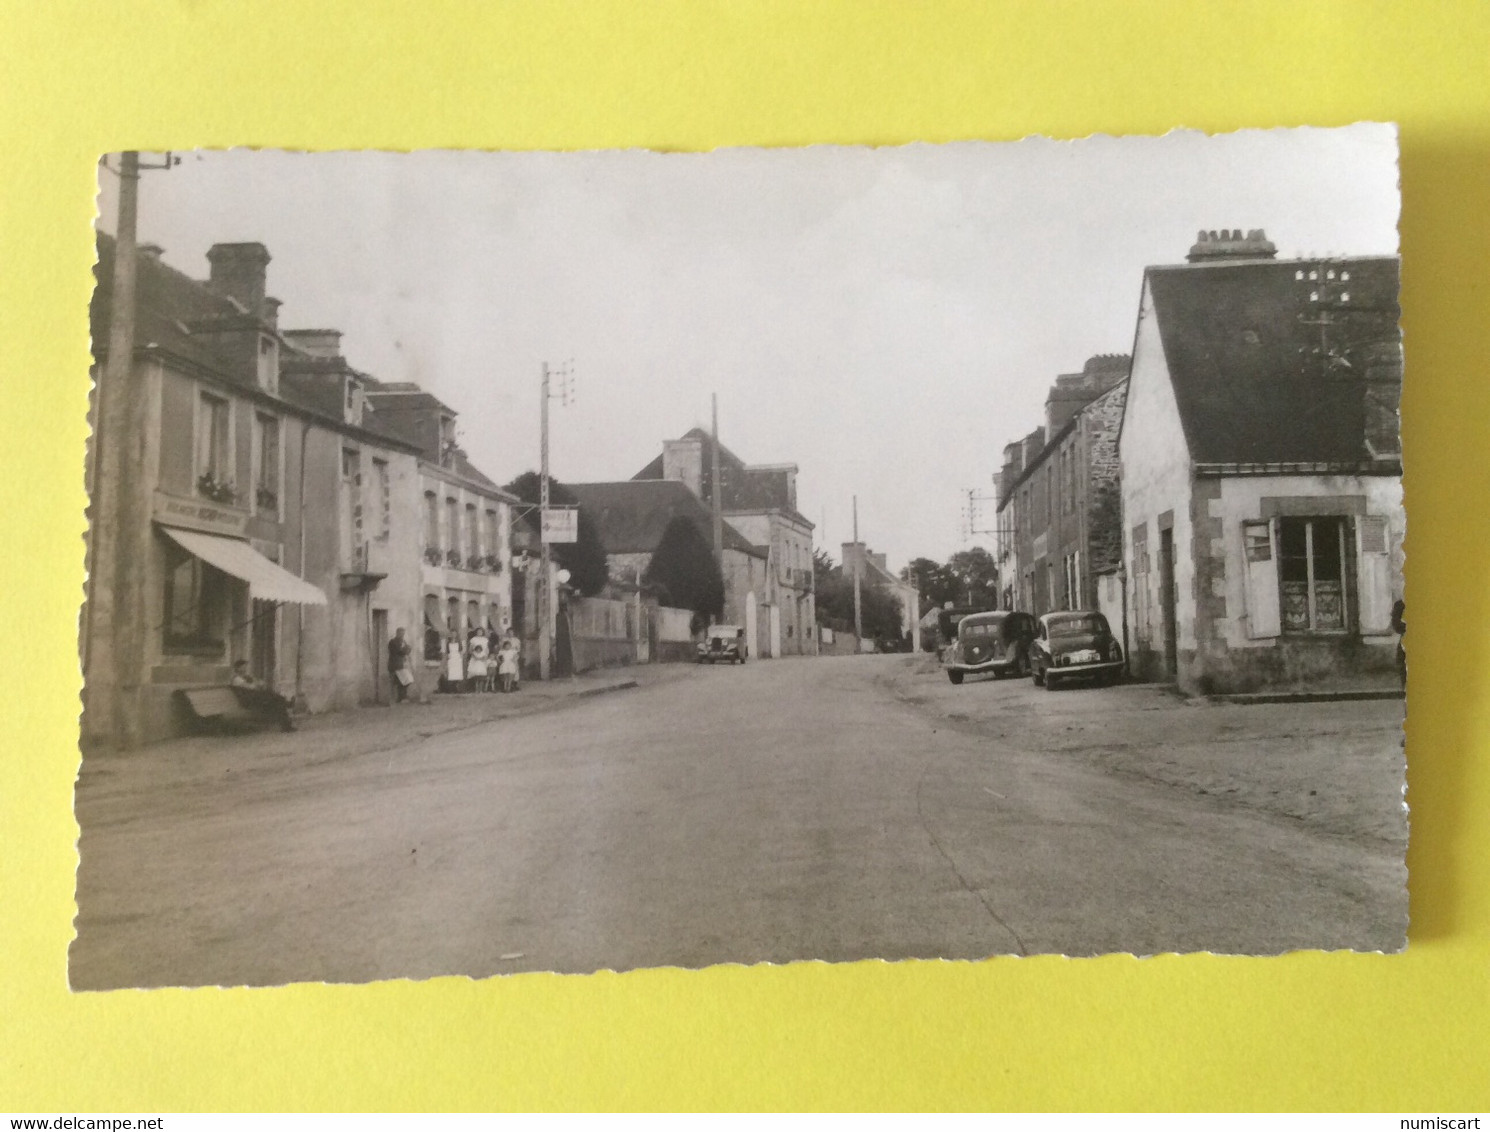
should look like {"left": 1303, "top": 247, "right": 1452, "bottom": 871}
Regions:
{"left": 541, "top": 506, "right": 578, "bottom": 543}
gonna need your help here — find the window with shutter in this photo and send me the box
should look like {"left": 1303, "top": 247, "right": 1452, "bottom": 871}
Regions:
{"left": 1278, "top": 517, "right": 1348, "bottom": 632}
{"left": 1356, "top": 516, "right": 1393, "bottom": 633}
{"left": 1243, "top": 520, "right": 1281, "bottom": 638}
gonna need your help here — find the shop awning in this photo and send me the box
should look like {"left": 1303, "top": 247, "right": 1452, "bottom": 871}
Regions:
{"left": 161, "top": 526, "right": 327, "bottom": 606}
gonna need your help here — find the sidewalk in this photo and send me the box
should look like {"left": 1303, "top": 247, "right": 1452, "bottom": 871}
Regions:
{"left": 882, "top": 653, "right": 1407, "bottom": 844}
{"left": 76, "top": 662, "right": 693, "bottom": 804}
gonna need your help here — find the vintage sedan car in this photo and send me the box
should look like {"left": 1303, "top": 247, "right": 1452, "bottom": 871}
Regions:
{"left": 1029, "top": 610, "right": 1124, "bottom": 689}
{"left": 942, "top": 610, "right": 1036, "bottom": 685}
{"left": 697, "top": 624, "right": 747, "bottom": 664}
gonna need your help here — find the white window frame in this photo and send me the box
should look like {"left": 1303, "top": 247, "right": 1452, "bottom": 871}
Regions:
{"left": 195, "top": 389, "right": 235, "bottom": 492}
{"left": 342, "top": 447, "right": 364, "bottom": 567}
{"left": 371, "top": 457, "right": 391, "bottom": 541}
{"left": 251, "top": 411, "right": 283, "bottom": 521}
{"left": 1277, "top": 515, "right": 1351, "bottom": 635}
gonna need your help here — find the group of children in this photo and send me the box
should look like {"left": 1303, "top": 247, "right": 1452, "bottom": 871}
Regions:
{"left": 444, "top": 626, "right": 521, "bottom": 694}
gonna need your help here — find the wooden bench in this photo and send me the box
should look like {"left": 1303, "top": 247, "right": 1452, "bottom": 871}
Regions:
{"left": 176, "top": 685, "right": 294, "bottom": 734}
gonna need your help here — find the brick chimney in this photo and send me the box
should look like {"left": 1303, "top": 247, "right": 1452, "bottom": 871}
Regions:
{"left": 1045, "top": 354, "right": 1131, "bottom": 436}
{"left": 1186, "top": 228, "right": 1278, "bottom": 263}
{"left": 206, "top": 242, "right": 271, "bottom": 317}
{"left": 662, "top": 437, "right": 705, "bottom": 499}
{"left": 1020, "top": 426, "right": 1046, "bottom": 468}
{"left": 283, "top": 329, "right": 344, "bottom": 359}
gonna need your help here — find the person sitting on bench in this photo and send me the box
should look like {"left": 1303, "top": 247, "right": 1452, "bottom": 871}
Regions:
{"left": 230, "top": 661, "right": 297, "bottom": 732}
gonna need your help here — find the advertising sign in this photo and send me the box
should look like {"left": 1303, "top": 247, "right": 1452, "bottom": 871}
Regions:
{"left": 541, "top": 506, "right": 579, "bottom": 544}
{"left": 152, "top": 490, "right": 249, "bottom": 537}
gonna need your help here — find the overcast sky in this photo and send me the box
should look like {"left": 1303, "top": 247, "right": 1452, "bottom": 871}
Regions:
{"left": 97, "top": 125, "right": 1400, "bottom": 568}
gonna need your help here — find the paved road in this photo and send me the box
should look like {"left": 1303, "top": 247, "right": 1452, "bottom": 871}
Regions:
{"left": 71, "top": 655, "right": 1407, "bottom": 988}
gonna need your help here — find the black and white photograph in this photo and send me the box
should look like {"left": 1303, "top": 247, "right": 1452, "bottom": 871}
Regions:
{"left": 75, "top": 125, "right": 1407, "bottom": 989}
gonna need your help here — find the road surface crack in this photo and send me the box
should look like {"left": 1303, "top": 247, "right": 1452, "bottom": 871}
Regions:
{"left": 914, "top": 764, "right": 1029, "bottom": 956}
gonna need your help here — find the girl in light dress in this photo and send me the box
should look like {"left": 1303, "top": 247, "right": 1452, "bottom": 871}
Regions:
{"left": 466, "top": 627, "right": 492, "bottom": 692}
{"left": 496, "top": 632, "right": 521, "bottom": 693}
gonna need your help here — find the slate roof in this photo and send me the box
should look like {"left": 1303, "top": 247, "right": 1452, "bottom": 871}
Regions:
{"left": 92, "top": 233, "right": 421, "bottom": 451}
{"left": 93, "top": 233, "right": 252, "bottom": 381}
{"left": 450, "top": 450, "right": 505, "bottom": 495}
{"left": 633, "top": 427, "right": 812, "bottom": 525}
{"left": 1144, "top": 256, "right": 1401, "bottom": 466}
{"left": 568, "top": 480, "right": 766, "bottom": 559}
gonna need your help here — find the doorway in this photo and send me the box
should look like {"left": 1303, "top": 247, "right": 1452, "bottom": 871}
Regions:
{"left": 371, "top": 607, "right": 388, "bottom": 704}
{"left": 1159, "top": 527, "right": 1178, "bottom": 678}
{"left": 251, "top": 599, "right": 277, "bottom": 687}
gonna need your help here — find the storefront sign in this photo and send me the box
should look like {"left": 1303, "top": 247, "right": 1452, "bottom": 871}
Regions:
{"left": 152, "top": 490, "right": 249, "bottom": 537}
{"left": 541, "top": 506, "right": 579, "bottom": 544}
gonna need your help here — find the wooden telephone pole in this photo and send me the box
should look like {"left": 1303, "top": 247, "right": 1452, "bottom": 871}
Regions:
{"left": 711, "top": 394, "right": 723, "bottom": 563}
{"left": 852, "top": 494, "right": 863, "bottom": 643}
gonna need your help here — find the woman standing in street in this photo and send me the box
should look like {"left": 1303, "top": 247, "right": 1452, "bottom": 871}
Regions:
{"left": 445, "top": 632, "right": 465, "bottom": 693}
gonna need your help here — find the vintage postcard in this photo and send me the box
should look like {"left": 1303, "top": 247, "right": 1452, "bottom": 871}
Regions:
{"left": 74, "top": 126, "right": 1406, "bottom": 988}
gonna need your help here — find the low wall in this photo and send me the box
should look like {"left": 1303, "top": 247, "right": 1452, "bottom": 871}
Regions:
{"left": 817, "top": 626, "right": 861, "bottom": 656}
{"left": 568, "top": 596, "right": 637, "bottom": 674}
{"left": 650, "top": 605, "right": 698, "bottom": 664}
{"left": 572, "top": 636, "right": 636, "bottom": 673}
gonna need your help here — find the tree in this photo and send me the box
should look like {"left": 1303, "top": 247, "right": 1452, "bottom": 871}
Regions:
{"left": 904, "top": 555, "right": 961, "bottom": 609}
{"left": 504, "top": 471, "right": 609, "bottom": 597}
{"left": 946, "top": 546, "right": 999, "bottom": 609}
{"left": 643, "top": 515, "right": 725, "bottom": 622}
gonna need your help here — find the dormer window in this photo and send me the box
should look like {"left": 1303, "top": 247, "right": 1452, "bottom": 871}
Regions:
{"left": 256, "top": 335, "right": 278, "bottom": 394}
{"left": 439, "top": 416, "right": 456, "bottom": 467}
{"left": 344, "top": 378, "right": 364, "bottom": 427}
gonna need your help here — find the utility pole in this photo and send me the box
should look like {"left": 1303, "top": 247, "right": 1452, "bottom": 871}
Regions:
{"left": 85, "top": 151, "right": 181, "bottom": 746}
{"left": 536, "top": 360, "right": 573, "bottom": 681}
{"left": 86, "top": 152, "right": 140, "bottom": 744}
{"left": 710, "top": 394, "right": 723, "bottom": 564}
{"left": 538, "top": 363, "right": 552, "bottom": 681}
{"left": 852, "top": 494, "right": 863, "bottom": 643}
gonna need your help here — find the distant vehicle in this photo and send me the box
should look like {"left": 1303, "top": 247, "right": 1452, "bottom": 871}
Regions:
{"left": 1029, "top": 611, "right": 1124, "bottom": 689}
{"left": 698, "top": 624, "right": 747, "bottom": 664}
{"left": 942, "top": 610, "right": 1036, "bottom": 685}
{"left": 930, "top": 606, "right": 983, "bottom": 655}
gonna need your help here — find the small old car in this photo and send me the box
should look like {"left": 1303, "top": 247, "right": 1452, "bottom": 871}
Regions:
{"left": 1029, "top": 610, "right": 1124, "bottom": 689}
{"left": 942, "top": 610, "right": 1036, "bottom": 685}
{"left": 697, "top": 624, "right": 747, "bottom": 664}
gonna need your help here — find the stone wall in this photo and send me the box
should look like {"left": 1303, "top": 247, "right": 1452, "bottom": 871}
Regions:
{"left": 1081, "top": 381, "right": 1128, "bottom": 584}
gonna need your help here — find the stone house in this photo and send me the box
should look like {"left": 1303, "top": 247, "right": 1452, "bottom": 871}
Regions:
{"left": 994, "top": 354, "right": 1130, "bottom": 616}
{"left": 361, "top": 381, "right": 517, "bottom": 683}
{"left": 838, "top": 542, "right": 922, "bottom": 651}
{"left": 567, "top": 478, "right": 769, "bottom": 640}
{"left": 633, "top": 429, "right": 816, "bottom": 657}
{"left": 1119, "top": 230, "right": 1404, "bottom": 693}
{"left": 84, "top": 237, "right": 426, "bottom": 743}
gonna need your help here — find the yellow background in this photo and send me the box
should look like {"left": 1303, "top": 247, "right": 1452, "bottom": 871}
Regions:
{"left": 2, "top": 0, "right": 1487, "bottom": 1111}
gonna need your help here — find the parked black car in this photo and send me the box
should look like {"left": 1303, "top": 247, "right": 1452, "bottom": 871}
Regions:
{"left": 942, "top": 610, "right": 1036, "bottom": 685}
{"left": 1029, "top": 611, "right": 1124, "bottom": 689}
{"left": 930, "top": 606, "right": 984, "bottom": 655}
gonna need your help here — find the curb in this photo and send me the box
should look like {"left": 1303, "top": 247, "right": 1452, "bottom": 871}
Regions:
{"left": 570, "top": 680, "right": 640, "bottom": 698}
{"left": 1205, "top": 688, "right": 1404, "bottom": 706}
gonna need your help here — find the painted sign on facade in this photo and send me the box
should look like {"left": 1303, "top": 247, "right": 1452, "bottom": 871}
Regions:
{"left": 151, "top": 490, "right": 249, "bottom": 537}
